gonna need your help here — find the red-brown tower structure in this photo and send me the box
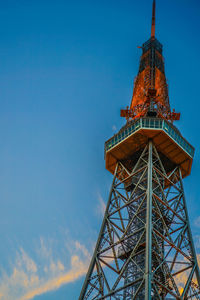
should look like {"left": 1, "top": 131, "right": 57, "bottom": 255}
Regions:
{"left": 80, "top": 1, "right": 200, "bottom": 299}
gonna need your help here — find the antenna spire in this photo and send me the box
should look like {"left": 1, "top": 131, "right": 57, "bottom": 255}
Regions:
{"left": 151, "top": 0, "right": 156, "bottom": 38}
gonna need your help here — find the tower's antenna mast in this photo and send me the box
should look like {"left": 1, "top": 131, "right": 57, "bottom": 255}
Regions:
{"left": 151, "top": 0, "right": 156, "bottom": 38}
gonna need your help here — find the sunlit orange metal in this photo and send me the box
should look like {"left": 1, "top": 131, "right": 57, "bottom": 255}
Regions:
{"left": 121, "top": 0, "right": 180, "bottom": 123}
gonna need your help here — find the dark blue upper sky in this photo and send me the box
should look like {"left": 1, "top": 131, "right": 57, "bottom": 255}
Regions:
{"left": 0, "top": 0, "right": 199, "bottom": 299}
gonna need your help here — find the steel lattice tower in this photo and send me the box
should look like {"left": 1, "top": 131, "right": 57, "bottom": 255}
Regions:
{"left": 79, "top": 1, "right": 200, "bottom": 299}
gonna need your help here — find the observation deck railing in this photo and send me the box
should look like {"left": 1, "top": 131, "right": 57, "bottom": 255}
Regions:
{"left": 105, "top": 118, "right": 194, "bottom": 158}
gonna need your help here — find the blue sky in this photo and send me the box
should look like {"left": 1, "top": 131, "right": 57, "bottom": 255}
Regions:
{"left": 0, "top": 0, "right": 200, "bottom": 299}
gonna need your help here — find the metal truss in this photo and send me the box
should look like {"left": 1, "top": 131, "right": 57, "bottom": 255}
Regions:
{"left": 79, "top": 141, "right": 200, "bottom": 299}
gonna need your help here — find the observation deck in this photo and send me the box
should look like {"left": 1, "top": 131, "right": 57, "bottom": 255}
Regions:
{"left": 105, "top": 118, "right": 194, "bottom": 179}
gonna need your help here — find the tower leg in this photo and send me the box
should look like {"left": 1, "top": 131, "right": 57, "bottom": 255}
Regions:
{"left": 79, "top": 164, "right": 119, "bottom": 300}
{"left": 145, "top": 140, "right": 153, "bottom": 300}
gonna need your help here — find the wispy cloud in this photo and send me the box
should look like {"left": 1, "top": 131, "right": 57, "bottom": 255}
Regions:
{"left": 20, "top": 255, "right": 87, "bottom": 300}
{"left": 194, "top": 235, "right": 200, "bottom": 249}
{"left": 112, "top": 125, "right": 117, "bottom": 132}
{"left": 194, "top": 216, "right": 200, "bottom": 228}
{"left": 0, "top": 237, "right": 90, "bottom": 300}
{"left": 96, "top": 192, "right": 106, "bottom": 217}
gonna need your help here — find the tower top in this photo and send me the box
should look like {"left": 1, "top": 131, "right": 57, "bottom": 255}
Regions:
{"left": 121, "top": 1, "right": 180, "bottom": 122}
{"left": 151, "top": 0, "right": 156, "bottom": 38}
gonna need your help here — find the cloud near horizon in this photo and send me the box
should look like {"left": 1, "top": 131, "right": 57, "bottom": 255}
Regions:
{"left": 0, "top": 231, "right": 199, "bottom": 299}
{"left": 175, "top": 254, "right": 200, "bottom": 294}
{"left": 0, "top": 238, "right": 91, "bottom": 300}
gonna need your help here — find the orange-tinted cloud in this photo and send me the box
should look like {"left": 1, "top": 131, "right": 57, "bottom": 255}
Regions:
{"left": 0, "top": 238, "right": 91, "bottom": 300}
{"left": 20, "top": 255, "right": 88, "bottom": 300}
{"left": 174, "top": 254, "right": 200, "bottom": 295}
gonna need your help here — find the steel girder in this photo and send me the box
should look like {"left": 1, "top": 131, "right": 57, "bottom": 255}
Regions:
{"left": 79, "top": 141, "right": 200, "bottom": 299}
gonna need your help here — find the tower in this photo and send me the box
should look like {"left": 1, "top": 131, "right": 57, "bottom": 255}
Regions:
{"left": 79, "top": 1, "right": 200, "bottom": 299}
